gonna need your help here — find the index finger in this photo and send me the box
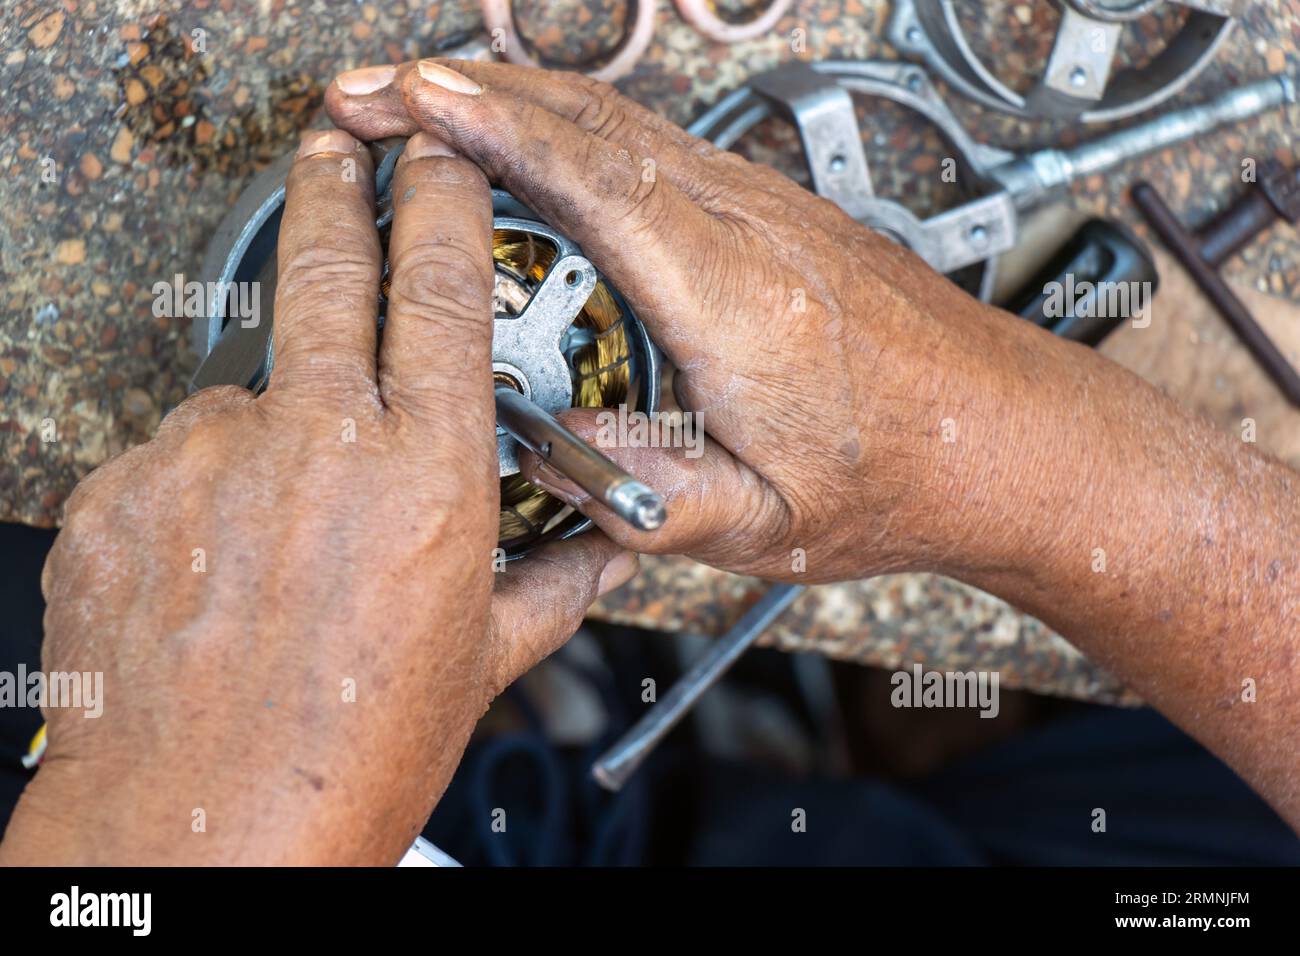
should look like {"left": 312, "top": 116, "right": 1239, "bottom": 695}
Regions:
{"left": 270, "top": 129, "right": 381, "bottom": 397}
{"left": 325, "top": 60, "right": 726, "bottom": 200}
{"left": 353, "top": 62, "right": 722, "bottom": 370}
{"left": 381, "top": 133, "right": 496, "bottom": 460}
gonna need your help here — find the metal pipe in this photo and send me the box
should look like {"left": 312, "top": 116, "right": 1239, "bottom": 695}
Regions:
{"left": 591, "top": 583, "right": 804, "bottom": 791}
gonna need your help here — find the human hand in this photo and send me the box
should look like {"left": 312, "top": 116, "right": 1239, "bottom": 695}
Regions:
{"left": 0, "top": 128, "right": 637, "bottom": 866}
{"left": 321, "top": 63, "right": 1300, "bottom": 838}
{"left": 323, "top": 60, "right": 1058, "bottom": 584}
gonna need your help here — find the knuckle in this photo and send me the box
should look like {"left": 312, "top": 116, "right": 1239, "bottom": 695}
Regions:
{"left": 59, "top": 480, "right": 106, "bottom": 538}
{"left": 463, "top": 99, "right": 542, "bottom": 174}
{"left": 60, "top": 440, "right": 150, "bottom": 522}
{"left": 387, "top": 239, "right": 491, "bottom": 321}
{"left": 403, "top": 155, "right": 487, "bottom": 192}
{"left": 158, "top": 385, "right": 253, "bottom": 434}
{"left": 287, "top": 150, "right": 368, "bottom": 190}
{"left": 268, "top": 344, "right": 377, "bottom": 397}
{"left": 618, "top": 171, "right": 671, "bottom": 236}
{"left": 174, "top": 414, "right": 235, "bottom": 464}
{"left": 573, "top": 74, "right": 621, "bottom": 108}
{"left": 278, "top": 242, "right": 377, "bottom": 296}
{"left": 185, "top": 383, "right": 254, "bottom": 410}
{"left": 572, "top": 135, "right": 659, "bottom": 229}
{"left": 571, "top": 78, "right": 627, "bottom": 141}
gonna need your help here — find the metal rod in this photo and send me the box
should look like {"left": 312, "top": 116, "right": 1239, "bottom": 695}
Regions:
{"left": 494, "top": 386, "right": 666, "bottom": 532}
{"left": 1132, "top": 182, "right": 1300, "bottom": 407}
{"left": 991, "top": 75, "right": 1297, "bottom": 208}
{"left": 591, "top": 583, "right": 804, "bottom": 791}
{"left": 1066, "top": 76, "right": 1295, "bottom": 180}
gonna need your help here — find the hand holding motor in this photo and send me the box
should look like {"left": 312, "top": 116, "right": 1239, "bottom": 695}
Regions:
{"left": 0, "top": 129, "right": 637, "bottom": 866}
{"left": 327, "top": 62, "right": 1300, "bottom": 832}
{"left": 325, "top": 59, "right": 1042, "bottom": 584}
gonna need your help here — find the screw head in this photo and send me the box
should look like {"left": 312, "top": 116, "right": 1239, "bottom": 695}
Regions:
{"left": 1069, "top": 66, "right": 1089, "bottom": 89}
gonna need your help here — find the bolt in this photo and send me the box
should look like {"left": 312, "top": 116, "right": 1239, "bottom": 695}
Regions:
{"left": 1069, "top": 66, "right": 1089, "bottom": 89}
{"left": 969, "top": 224, "right": 988, "bottom": 245}
{"left": 828, "top": 154, "right": 847, "bottom": 173}
{"left": 905, "top": 25, "right": 922, "bottom": 45}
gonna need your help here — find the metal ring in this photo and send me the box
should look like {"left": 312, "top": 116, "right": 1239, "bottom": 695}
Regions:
{"left": 888, "top": 0, "right": 1239, "bottom": 123}
{"left": 1068, "top": 0, "right": 1166, "bottom": 23}
{"left": 479, "top": 0, "right": 657, "bottom": 83}
{"left": 674, "top": 0, "right": 792, "bottom": 44}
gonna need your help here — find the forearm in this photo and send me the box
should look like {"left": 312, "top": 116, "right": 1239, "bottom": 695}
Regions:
{"left": 937, "top": 305, "right": 1299, "bottom": 827}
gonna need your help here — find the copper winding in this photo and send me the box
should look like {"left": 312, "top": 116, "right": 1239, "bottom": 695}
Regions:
{"left": 492, "top": 229, "right": 633, "bottom": 548}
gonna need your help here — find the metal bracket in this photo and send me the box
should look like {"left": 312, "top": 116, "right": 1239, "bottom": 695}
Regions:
{"left": 491, "top": 238, "right": 598, "bottom": 476}
{"left": 689, "top": 60, "right": 1018, "bottom": 300}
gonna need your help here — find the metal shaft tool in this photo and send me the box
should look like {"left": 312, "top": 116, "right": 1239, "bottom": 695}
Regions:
{"left": 989, "top": 75, "right": 1298, "bottom": 209}
{"left": 592, "top": 583, "right": 804, "bottom": 791}
{"left": 494, "top": 386, "right": 666, "bottom": 532}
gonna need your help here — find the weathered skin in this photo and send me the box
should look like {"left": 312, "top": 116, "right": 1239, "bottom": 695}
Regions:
{"left": 324, "top": 60, "right": 1299, "bottom": 832}
{"left": 0, "top": 128, "right": 637, "bottom": 866}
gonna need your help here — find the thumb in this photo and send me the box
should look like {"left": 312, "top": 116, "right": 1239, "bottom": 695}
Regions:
{"left": 486, "top": 531, "right": 638, "bottom": 693}
{"left": 517, "top": 407, "right": 783, "bottom": 570}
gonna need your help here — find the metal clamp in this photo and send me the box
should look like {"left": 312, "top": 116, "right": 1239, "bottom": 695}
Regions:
{"left": 490, "top": 226, "right": 598, "bottom": 476}
{"left": 888, "top": 0, "right": 1242, "bottom": 123}
{"left": 689, "top": 60, "right": 1295, "bottom": 301}
{"left": 689, "top": 60, "right": 1019, "bottom": 300}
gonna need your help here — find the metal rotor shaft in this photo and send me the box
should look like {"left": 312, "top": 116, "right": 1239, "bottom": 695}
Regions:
{"left": 494, "top": 386, "right": 666, "bottom": 533}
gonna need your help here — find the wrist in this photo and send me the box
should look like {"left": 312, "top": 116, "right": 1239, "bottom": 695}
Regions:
{"left": 892, "top": 303, "right": 1091, "bottom": 585}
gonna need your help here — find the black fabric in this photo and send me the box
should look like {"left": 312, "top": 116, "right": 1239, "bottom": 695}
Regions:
{"left": 913, "top": 704, "right": 1300, "bottom": 866}
{"left": 0, "top": 523, "right": 54, "bottom": 840}
{"left": 685, "top": 707, "right": 1300, "bottom": 865}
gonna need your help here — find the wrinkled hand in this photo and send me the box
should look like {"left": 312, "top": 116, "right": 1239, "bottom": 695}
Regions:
{"left": 0, "top": 128, "right": 636, "bottom": 866}
{"left": 323, "top": 62, "right": 1300, "bottom": 838}
{"left": 326, "top": 60, "right": 1036, "bottom": 584}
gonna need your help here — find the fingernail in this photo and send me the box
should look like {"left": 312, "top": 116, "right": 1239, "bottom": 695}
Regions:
{"left": 533, "top": 463, "right": 586, "bottom": 504}
{"left": 335, "top": 64, "right": 397, "bottom": 96}
{"left": 597, "top": 551, "right": 639, "bottom": 597}
{"left": 415, "top": 59, "right": 481, "bottom": 95}
{"left": 297, "top": 128, "right": 357, "bottom": 158}
{"left": 401, "top": 131, "right": 457, "bottom": 161}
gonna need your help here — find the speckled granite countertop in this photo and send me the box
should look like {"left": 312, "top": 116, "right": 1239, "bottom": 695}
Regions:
{"left": 2, "top": 0, "right": 1297, "bottom": 704}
